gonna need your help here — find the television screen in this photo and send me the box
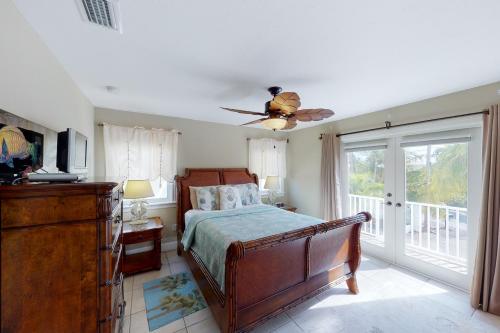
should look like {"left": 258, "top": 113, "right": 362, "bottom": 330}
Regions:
{"left": 0, "top": 124, "right": 43, "bottom": 174}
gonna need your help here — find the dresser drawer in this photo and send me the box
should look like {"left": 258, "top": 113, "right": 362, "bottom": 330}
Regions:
{"left": 1, "top": 195, "right": 96, "bottom": 228}
{"left": 113, "top": 302, "right": 125, "bottom": 333}
{"left": 100, "top": 243, "right": 123, "bottom": 286}
{"left": 99, "top": 245, "right": 123, "bottom": 322}
{"left": 99, "top": 209, "right": 122, "bottom": 250}
{"left": 111, "top": 214, "right": 123, "bottom": 252}
{"left": 112, "top": 273, "right": 124, "bottom": 314}
{"left": 111, "top": 187, "right": 124, "bottom": 212}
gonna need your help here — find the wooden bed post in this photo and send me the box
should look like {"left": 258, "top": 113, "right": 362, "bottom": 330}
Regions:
{"left": 225, "top": 241, "right": 245, "bottom": 333}
{"left": 345, "top": 212, "right": 369, "bottom": 294}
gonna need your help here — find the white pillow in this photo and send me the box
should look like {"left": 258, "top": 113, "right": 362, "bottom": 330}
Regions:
{"left": 234, "top": 183, "right": 261, "bottom": 205}
{"left": 189, "top": 187, "right": 199, "bottom": 209}
{"left": 219, "top": 186, "right": 243, "bottom": 210}
{"left": 194, "top": 186, "right": 220, "bottom": 211}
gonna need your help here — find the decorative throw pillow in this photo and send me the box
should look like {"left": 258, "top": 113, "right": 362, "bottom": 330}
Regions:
{"left": 219, "top": 186, "right": 243, "bottom": 210}
{"left": 189, "top": 187, "right": 199, "bottom": 209}
{"left": 194, "top": 186, "right": 219, "bottom": 211}
{"left": 235, "top": 183, "right": 261, "bottom": 205}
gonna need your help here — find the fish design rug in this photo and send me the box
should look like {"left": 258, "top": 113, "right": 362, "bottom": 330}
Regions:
{"left": 143, "top": 272, "right": 207, "bottom": 331}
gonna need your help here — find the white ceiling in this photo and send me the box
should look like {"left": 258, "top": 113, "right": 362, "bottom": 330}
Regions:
{"left": 13, "top": 0, "right": 500, "bottom": 130}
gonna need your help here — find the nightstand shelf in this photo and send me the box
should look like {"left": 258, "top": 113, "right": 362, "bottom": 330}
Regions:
{"left": 122, "top": 216, "right": 163, "bottom": 276}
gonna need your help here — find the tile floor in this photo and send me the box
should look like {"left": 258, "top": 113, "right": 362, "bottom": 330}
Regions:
{"left": 123, "top": 251, "right": 500, "bottom": 333}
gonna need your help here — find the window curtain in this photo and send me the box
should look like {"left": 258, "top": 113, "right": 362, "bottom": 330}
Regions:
{"left": 248, "top": 138, "right": 287, "bottom": 190}
{"left": 471, "top": 104, "right": 500, "bottom": 315}
{"left": 320, "top": 133, "right": 342, "bottom": 220}
{"left": 103, "top": 124, "right": 178, "bottom": 198}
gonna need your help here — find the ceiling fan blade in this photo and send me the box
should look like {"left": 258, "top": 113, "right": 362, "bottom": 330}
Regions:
{"left": 294, "top": 109, "right": 334, "bottom": 122}
{"left": 220, "top": 107, "right": 266, "bottom": 116}
{"left": 269, "top": 92, "right": 301, "bottom": 115}
{"left": 283, "top": 118, "right": 297, "bottom": 130}
{"left": 240, "top": 118, "right": 267, "bottom": 126}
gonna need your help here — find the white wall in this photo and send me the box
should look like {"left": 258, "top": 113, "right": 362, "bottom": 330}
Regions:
{"left": 288, "top": 82, "right": 500, "bottom": 218}
{"left": 0, "top": 0, "right": 94, "bottom": 174}
{"left": 95, "top": 107, "right": 289, "bottom": 236}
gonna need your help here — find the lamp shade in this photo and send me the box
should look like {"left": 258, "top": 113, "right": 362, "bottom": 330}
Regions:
{"left": 261, "top": 118, "right": 287, "bottom": 130}
{"left": 124, "top": 180, "right": 154, "bottom": 199}
{"left": 264, "top": 176, "right": 280, "bottom": 190}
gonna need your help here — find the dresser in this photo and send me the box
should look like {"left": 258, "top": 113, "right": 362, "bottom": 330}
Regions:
{"left": 0, "top": 179, "right": 125, "bottom": 333}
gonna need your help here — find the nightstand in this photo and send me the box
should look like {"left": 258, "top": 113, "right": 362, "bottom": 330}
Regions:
{"left": 277, "top": 204, "right": 297, "bottom": 212}
{"left": 122, "top": 216, "right": 163, "bottom": 275}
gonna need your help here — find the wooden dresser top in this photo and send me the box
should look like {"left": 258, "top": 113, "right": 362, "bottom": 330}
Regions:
{"left": 0, "top": 178, "right": 123, "bottom": 199}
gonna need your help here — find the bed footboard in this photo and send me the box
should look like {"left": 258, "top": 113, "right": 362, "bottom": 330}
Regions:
{"left": 222, "top": 212, "right": 371, "bottom": 332}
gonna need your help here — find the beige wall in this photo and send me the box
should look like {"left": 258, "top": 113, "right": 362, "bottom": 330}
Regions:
{"left": 288, "top": 81, "right": 500, "bottom": 218}
{"left": 0, "top": 0, "right": 94, "bottom": 174}
{"left": 95, "top": 107, "right": 289, "bottom": 236}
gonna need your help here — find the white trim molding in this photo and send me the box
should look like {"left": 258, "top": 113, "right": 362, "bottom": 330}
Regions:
{"left": 122, "top": 200, "right": 176, "bottom": 213}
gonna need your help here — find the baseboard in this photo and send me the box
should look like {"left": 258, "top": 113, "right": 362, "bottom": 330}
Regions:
{"left": 162, "top": 240, "right": 177, "bottom": 252}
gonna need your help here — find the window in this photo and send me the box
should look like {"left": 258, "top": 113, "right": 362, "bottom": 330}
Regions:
{"left": 103, "top": 124, "right": 178, "bottom": 204}
{"left": 248, "top": 138, "right": 287, "bottom": 193}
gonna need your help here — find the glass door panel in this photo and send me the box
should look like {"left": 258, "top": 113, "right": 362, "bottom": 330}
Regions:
{"left": 395, "top": 139, "right": 478, "bottom": 289}
{"left": 401, "top": 143, "right": 468, "bottom": 270}
{"left": 346, "top": 148, "right": 387, "bottom": 248}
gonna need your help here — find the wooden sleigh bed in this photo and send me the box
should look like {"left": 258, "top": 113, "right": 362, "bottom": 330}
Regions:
{"left": 175, "top": 168, "right": 371, "bottom": 333}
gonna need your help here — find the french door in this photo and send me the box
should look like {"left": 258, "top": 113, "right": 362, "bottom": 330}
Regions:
{"left": 341, "top": 124, "right": 482, "bottom": 290}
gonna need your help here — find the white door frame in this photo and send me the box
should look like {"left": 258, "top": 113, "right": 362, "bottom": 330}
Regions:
{"left": 340, "top": 115, "right": 483, "bottom": 290}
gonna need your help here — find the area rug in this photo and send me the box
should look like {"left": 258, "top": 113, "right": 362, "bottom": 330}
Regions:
{"left": 143, "top": 272, "right": 207, "bottom": 331}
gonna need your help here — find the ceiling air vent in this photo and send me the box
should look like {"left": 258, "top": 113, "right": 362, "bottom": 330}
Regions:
{"left": 77, "top": 0, "right": 122, "bottom": 32}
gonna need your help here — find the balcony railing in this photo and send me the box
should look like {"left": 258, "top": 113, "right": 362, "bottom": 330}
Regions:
{"left": 348, "top": 194, "right": 468, "bottom": 263}
{"left": 405, "top": 201, "right": 467, "bottom": 262}
{"left": 348, "top": 194, "right": 385, "bottom": 240}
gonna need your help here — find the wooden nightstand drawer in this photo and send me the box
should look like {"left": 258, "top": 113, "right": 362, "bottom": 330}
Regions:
{"left": 123, "top": 228, "right": 159, "bottom": 243}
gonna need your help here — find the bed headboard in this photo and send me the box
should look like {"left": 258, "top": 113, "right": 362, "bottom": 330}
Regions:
{"left": 175, "top": 168, "right": 258, "bottom": 234}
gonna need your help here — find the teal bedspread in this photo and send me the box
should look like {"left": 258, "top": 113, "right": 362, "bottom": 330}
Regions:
{"left": 181, "top": 204, "right": 324, "bottom": 291}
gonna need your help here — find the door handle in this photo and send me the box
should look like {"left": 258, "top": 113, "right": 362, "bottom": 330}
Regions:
{"left": 386, "top": 201, "right": 393, "bottom": 206}
{"left": 395, "top": 203, "right": 402, "bottom": 207}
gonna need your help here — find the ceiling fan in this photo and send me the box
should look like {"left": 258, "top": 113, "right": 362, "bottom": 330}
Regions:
{"left": 221, "top": 86, "right": 334, "bottom": 130}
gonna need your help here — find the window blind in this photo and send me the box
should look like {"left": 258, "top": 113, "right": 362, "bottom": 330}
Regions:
{"left": 343, "top": 140, "right": 388, "bottom": 153}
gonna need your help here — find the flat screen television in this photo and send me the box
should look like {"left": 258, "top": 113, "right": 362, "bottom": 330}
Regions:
{"left": 0, "top": 124, "right": 44, "bottom": 175}
{"left": 57, "top": 128, "right": 88, "bottom": 174}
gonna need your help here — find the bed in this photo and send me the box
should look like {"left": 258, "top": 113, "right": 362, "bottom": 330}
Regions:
{"left": 175, "top": 168, "right": 370, "bottom": 333}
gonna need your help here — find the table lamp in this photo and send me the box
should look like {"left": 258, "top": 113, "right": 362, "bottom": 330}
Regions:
{"left": 264, "top": 176, "right": 280, "bottom": 205}
{"left": 124, "top": 180, "right": 154, "bottom": 225}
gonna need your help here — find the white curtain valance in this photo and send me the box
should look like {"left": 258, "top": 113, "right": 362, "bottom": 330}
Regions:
{"left": 103, "top": 124, "right": 178, "bottom": 183}
{"left": 248, "top": 138, "right": 287, "bottom": 183}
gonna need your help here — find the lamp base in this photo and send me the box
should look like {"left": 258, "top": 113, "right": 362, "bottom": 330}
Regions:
{"left": 130, "top": 200, "right": 148, "bottom": 222}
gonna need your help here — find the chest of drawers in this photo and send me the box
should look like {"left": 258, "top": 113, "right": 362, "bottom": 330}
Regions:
{"left": 0, "top": 180, "right": 125, "bottom": 333}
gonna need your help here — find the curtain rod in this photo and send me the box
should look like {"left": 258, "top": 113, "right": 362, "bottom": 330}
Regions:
{"left": 97, "top": 122, "right": 182, "bottom": 135}
{"left": 247, "top": 138, "right": 289, "bottom": 143}
{"left": 318, "top": 109, "right": 489, "bottom": 139}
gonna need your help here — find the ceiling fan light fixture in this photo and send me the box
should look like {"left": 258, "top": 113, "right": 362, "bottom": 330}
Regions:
{"left": 261, "top": 118, "right": 287, "bottom": 130}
